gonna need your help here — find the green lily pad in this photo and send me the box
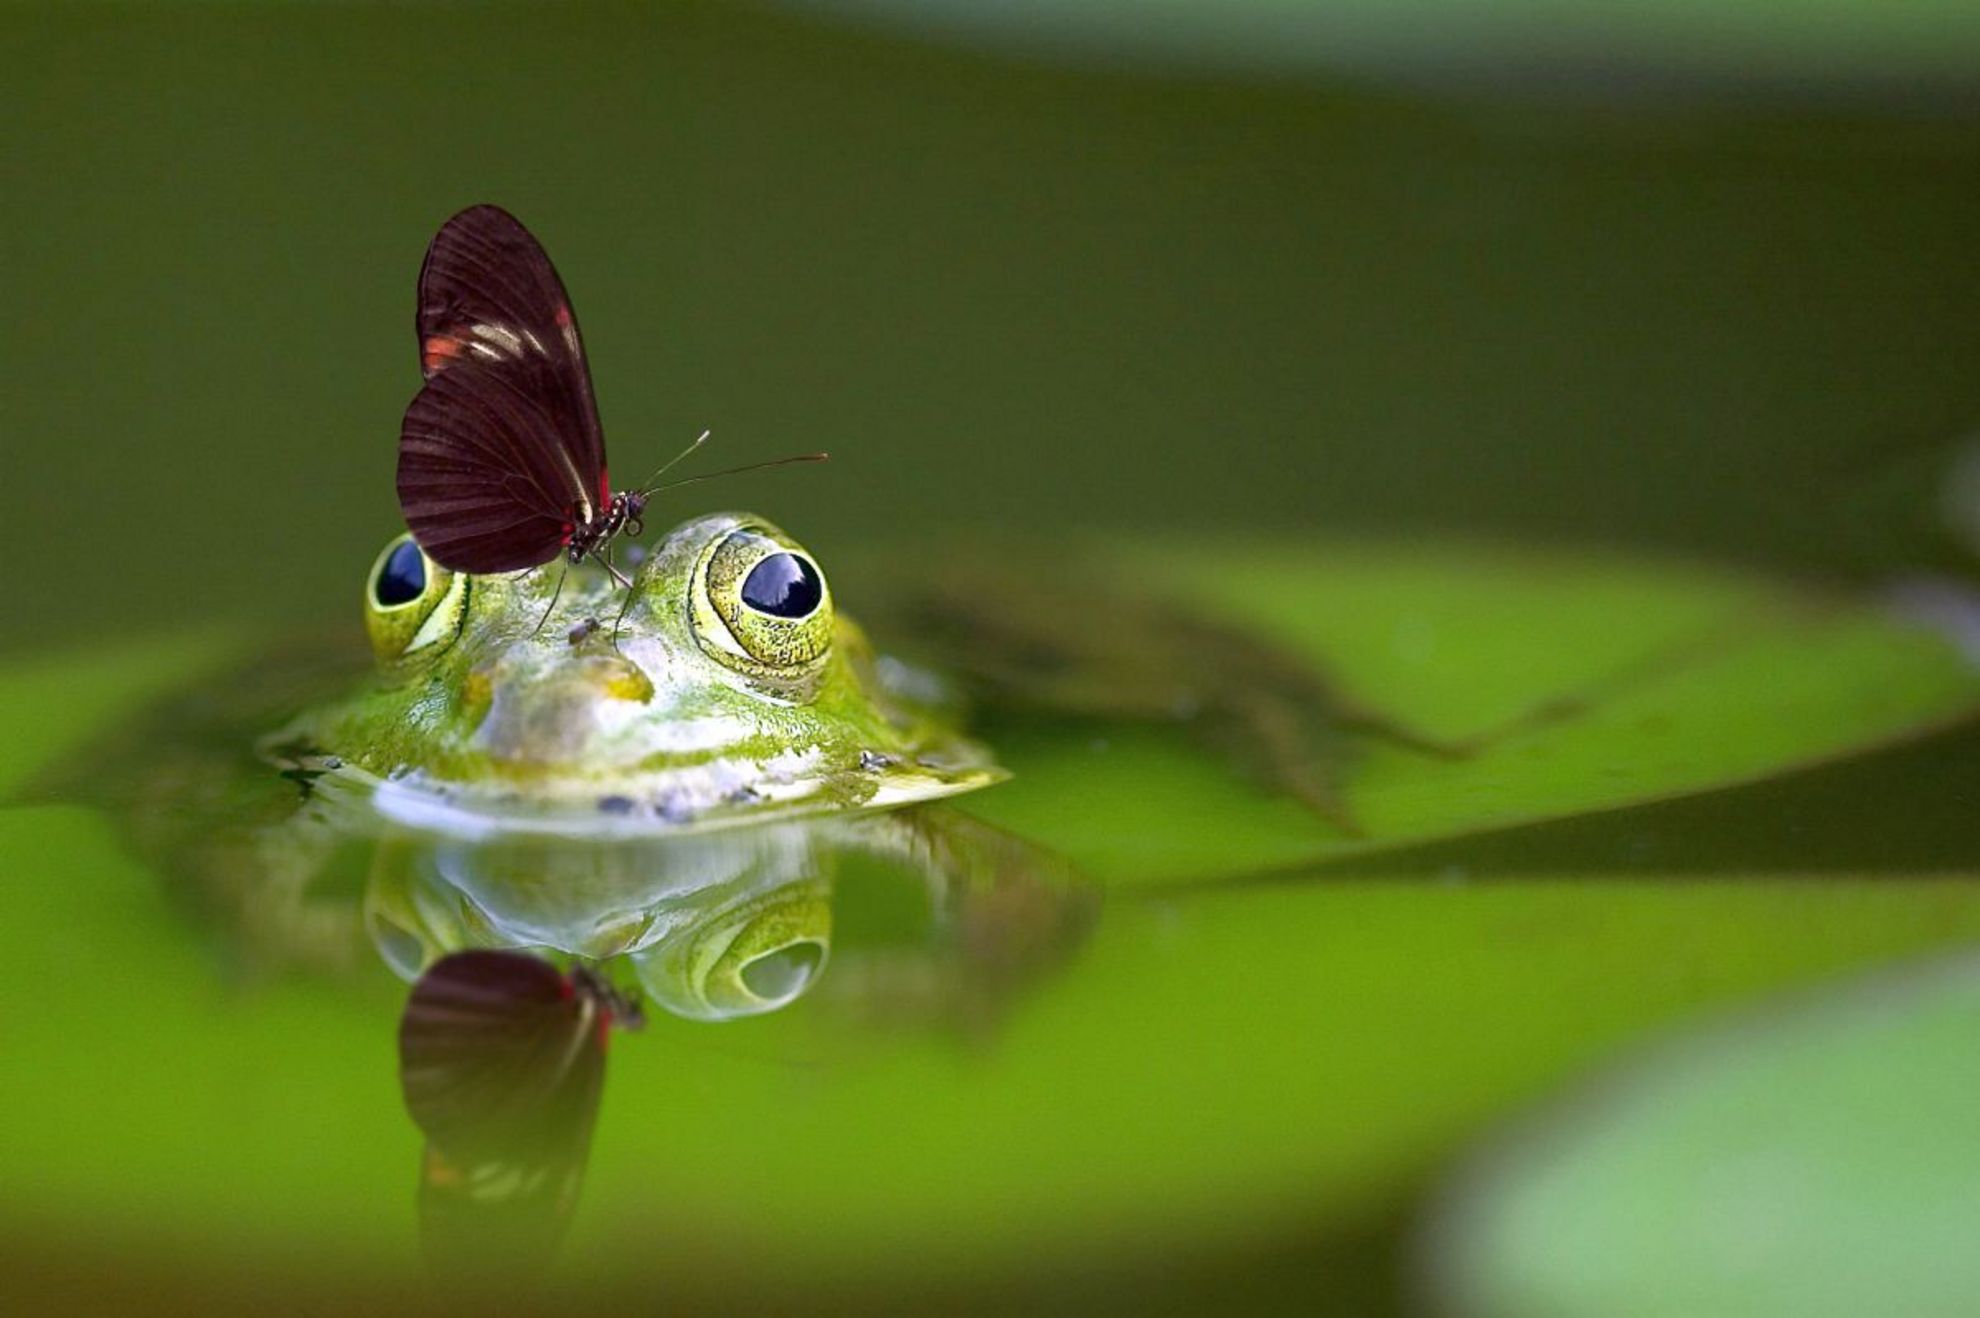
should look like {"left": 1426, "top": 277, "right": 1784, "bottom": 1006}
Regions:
{"left": 967, "top": 541, "right": 1980, "bottom": 884}
{"left": 1423, "top": 950, "right": 1980, "bottom": 1318}
{"left": 5, "top": 800, "right": 1980, "bottom": 1299}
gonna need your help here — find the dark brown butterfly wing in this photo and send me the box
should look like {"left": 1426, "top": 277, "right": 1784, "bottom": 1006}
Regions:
{"left": 399, "top": 363, "right": 589, "bottom": 573}
{"left": 396, "top": 205, "right": 609, "bottom": 573}
{"left": 398, "top": 950, "right": 629, "bottom": 1278}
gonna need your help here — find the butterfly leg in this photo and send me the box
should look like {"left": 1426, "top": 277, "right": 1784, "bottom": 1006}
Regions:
{"left": 603, "top": 547, "right": 640, "bottom": 646}
{"left": 529, "top": 565, "right": 569, "bottom": 638}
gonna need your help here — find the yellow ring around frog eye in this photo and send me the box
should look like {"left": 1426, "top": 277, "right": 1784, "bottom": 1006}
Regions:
{"left": 363, "top": 533, "right": 468, "bottom": 664}
{"left": 693, "top": 526, "right": 834, "bottom": 678}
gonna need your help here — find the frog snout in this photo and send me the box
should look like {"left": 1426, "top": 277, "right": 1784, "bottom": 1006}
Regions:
{"left": 472, "top": 655, "right": 654, "bottom": 764}
{"left": 577, "top": 654, "right": 656, "bottom": 704}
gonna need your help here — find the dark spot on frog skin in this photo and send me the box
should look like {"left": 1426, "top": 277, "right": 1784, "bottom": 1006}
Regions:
{"left": 724, "top": 784, "right": 763, "bottom": 806}
{"left": 277, "top": 766, "right": 323, "bottom": 798}
{"left": 568, "top": 618, "right": 601, "bottom": 645}
{"left": 654, "top": 790, "right": 695, "bottom": 824}
{"left": 597, "top": 794, "right": 636, "bottom": 815}
{"left": 859, "top": 749, "right": 897, "bottom": 772}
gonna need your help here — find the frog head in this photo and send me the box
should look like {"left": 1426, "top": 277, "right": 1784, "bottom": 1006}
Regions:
{"left": 281, "top": 512, "right": 1003, "bottom": 835}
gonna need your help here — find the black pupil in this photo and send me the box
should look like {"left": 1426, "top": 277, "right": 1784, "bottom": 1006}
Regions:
{"left": 740, "top": 553, "right": 821, "bottom": 619}
{"left": 375, "top": 539, "right": 427, "bottom": 607}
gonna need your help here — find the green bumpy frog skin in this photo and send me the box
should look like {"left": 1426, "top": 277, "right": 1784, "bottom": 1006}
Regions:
{"left": 269, "top": 512, "right": 1003, "bottom": 836}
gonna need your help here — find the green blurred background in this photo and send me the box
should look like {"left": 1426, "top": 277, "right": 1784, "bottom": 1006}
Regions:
{"left": 8, "top": 4, "right": 1980, "bottom": 1315}
{"left": 8, "top": 1, "right": 1980, "bottom": 646}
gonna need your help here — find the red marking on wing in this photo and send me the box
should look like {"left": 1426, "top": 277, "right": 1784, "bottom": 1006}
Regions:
{"left": 553, "top": 303, "right": 573, "bottom": 328}
{"left": 598, "top": 467, "right": 611, "bottom": 508}
{"left": 421, "top": 335, "right": 464, "bottom": 373}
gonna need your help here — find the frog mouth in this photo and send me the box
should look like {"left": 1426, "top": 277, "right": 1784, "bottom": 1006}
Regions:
{"left": 320, "top": 742, "right": 1006, "bottom": 844}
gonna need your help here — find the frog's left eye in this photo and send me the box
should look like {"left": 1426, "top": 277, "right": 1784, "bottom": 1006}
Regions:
{"left": 373, "top": 539, "right": 427, "bottom": 607}
{"left": 693, "top": 526, "right": 834, "bottom": 683}
{"left": 364, "top": 533, "right": 468, "bottom": 663}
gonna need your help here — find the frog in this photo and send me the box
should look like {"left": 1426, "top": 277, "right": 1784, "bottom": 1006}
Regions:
{"left": 268, "top": 509, "right": 1008, "bottom": 838}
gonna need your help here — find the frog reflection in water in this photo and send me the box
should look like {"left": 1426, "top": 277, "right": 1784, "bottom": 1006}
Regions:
{"left": 375, "top": 809, "right": 1086, "bottom": 1279}
{"left": 377, "top": 804, "right": 1093, "bottom": 1278}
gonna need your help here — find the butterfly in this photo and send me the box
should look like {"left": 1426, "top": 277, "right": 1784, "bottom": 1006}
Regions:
{"left": 396, "top": 204, "right": 823, "bottom": 584}
{"left": 397, "top": 949, "right": 644, "bottom": 1278}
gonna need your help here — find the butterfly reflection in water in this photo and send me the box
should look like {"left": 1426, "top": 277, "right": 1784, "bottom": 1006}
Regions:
{"left": 397, "top": 949, "right": 643, "bottom": 1280}
{"left": 396, "top": 204, "right": 825, "bottom": 590}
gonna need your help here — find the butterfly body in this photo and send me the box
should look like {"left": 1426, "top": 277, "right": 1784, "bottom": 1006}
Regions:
{"left": 565, "top": 488, "right": 646, "bottom": 569}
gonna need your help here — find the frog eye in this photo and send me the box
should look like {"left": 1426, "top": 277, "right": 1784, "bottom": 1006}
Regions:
{"left": 692, "top": 526, "right": 834, "bottom": 681}
{"left": 372, "top": 538, "right": 427, "bottom": 608}
{"left": 740, "top": 553, "right": 823, "bottom": 620}
{"left": 364, "top": 533, "right": 468, "bottom": 663}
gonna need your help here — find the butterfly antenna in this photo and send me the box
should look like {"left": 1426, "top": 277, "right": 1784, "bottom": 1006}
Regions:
{"left": 641, "top": 451, "right": 829, "bottom": 496}
{"left": 628, "top": 429, "right": 712, "bottom": 495}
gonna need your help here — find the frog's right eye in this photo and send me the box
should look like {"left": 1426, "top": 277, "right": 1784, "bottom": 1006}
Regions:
{"left": 364, "top": 533, "right": 467, "bottom": 663}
